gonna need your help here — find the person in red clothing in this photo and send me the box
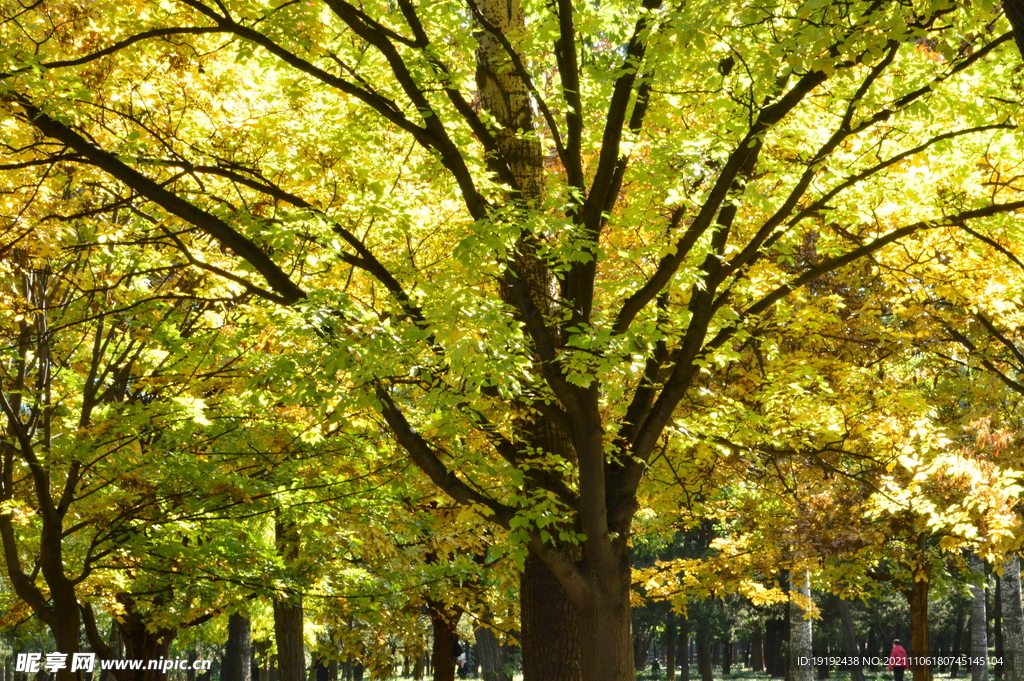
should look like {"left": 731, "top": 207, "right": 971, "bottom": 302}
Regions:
{"left": 888, "top": 639, "right": 909, "bottom": 681}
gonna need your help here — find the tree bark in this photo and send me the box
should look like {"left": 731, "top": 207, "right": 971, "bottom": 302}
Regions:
{"left": 274, "top": 518, "right": 305, "bottom": 681}
{"left": 112, "top": 595, "right": 176, "bottom": 681}
{"left": 222, "top": 615, "right": 253, "bottom": 681}
{"left": 908, "top": 577, "right": 932, "bottom": 681}
{"left": 971, "top": 555, "right": 990, "bottom": 681}
{"left": 475, "top": 627, "right": 512, "bottom": 681}
{"left": 428, "top": 599, "right": 460, "bottom": 681}
{"left": 752, "top": 623, "right": 765, "bottom": 673}
{"left": 577, "top": 541, "right": 634, "bottom": 681}
{"left": 521, "top": 553, "right": 581, "bottom": 681}
{"left": 667, "top": 611, "right": 677, "bottom": 681}
{"left": 791, "top": 573, "right": 813, "bottom": 681}
{"left": 698, "top": 628, "right": 713, "bottom": 681}
{"left": 680, "top": 617, "right": 690, "bottom": 681}
{"left": 839, "top": 599, "right": 864, "bottom": 681}
{"left": 1001, "top": 557, "right": 1024, "bottom": 681}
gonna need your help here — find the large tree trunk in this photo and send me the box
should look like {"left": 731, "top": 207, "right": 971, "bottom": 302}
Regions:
{"left": 521, "top": 554, "right": 580, "bottom": 681}
{"left": 472, "top": 0, "right": 641, "bottom": 673}
{"left": 274, "top": 518, "right": 305, "bottom": 681}
{"left": 222, "top": 615, "right": 253, "bottom": 681}
{"left": 428, "top": 599, "right": 460, "bottom": 681}
{"left": 791, "top": 573, "right": 813, "bottom": 681}
{"left": 50, "top": 579, "right": 82, "bottom": 681}
{"left": 472, "top": 0, "right": 592, "bottom": 674}
{"left": 578, "top": 541, "right": 634, "bottom": 681}
{"left": 115, "top": 595, "right": 176, "bottom": 681}
{"left": 722, "top": 635, "right": 733, "bottom": 675}
{"left": 971, "top": 555, "right": 990, "bottom": 681}
{"left": 908, "top": 577, "right": 932, "bottom": 681}
{"left": 839, "top": 599, "right": 864, "bottom": 681}
{"left": 475, "top": 627, "right": 511, "bottom": 681}
{"left": 1001, "top": 557, "right": 1024, "bottom": 681}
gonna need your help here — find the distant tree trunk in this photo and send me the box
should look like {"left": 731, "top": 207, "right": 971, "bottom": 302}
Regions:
{"left": 698, "top": 629, "right": 713, "bottom": 681}
{"left": 722, "top": 635, "right": 733, "bottom": 675}
{"left": 313, "top": 658, "right": 329, "bottom": 681}
{"left": 680, "top": 618, "right": 690, "bottom": 681}
{"left": 475, "top": 627, "right": 512, "bottom": 681}
{"left": 908, "top": 576, "right": 932, "bottom": 681}
{"left": 428, "top": 599, "right": 460, "bottom": 681}
{"left": 971, "top": 555, "right": 990, "bottom": 681}
{"left": 766, "top": 619, "right": 787, "bottom": 678}
{"left": 634, "top": 627, "right": 654, "bottom": 671}
{"left": 274, "top": 518, "right": 305, "bottom": 681}
{"left": 1001, "top": 557, "right": 1024, "bottom": 681}
{"left": 791, "top": 573, "right": 813, "bottom": 681}
{"left": 667, "top": 612, "right": 677, "bottom": 681}
{"left": 752, "top": 624, "right": 765, "bottom": 673}
{"left": 951, "top": 613, "right": 967, "bottom": 678}
{"left": 839, "top": 599, "right": 864, "bottom": 681}
{"left": 222, "top": 615, "right": 253, "bottom": 681}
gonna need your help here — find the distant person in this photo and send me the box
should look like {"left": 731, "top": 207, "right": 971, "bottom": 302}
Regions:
{"left": 652, "top": 658, "right": 661, "bottom": 674}
{"left": 888, "top": 639, "right": 909, "bottom": 681}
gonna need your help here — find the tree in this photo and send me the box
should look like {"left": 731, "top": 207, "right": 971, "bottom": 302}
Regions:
{"left": 5, "top": 1, "right": 1024, "bottom": 679}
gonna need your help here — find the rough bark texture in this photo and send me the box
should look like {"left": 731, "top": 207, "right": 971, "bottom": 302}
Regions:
{"left": 577, "top": 538, "right": 634, "bottom": 681}
{"left": 790, "top": 573, "right": 814, "bottom": 681}
{"left": 521, "top": 551, "right": 581, "bottom": 681}
{"left": 118, "top": 593, "right": 177, "bottom": 679}
{"left": 222, "top": 615, "right": 253, "bottom": 681}
{"left": 274, "top": 518, "right": 305, "bottom": 681}
{"left": 475, "top": 627, "right": 512, "bottom": 681}
{"left": 971, "top": 555, "right": 990, "bottom": 681}
{"left": 909, "top": 578, "right": 933, "bottom": 681}
{"left": 839, "top": 599, "right": 864, "bottom": 681}
{"left": 1001, "top": 557, "right": 1024, "bottom": 681}
{"left": 428, "top": 599, "right": 460, "bottom": 681}
{"left": 473, "top": 0, "right": 596, "bottom": 676}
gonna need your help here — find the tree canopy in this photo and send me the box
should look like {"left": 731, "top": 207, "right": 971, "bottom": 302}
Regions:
{"left": 3, "top": 0, "right": 1024, "bottom": 680}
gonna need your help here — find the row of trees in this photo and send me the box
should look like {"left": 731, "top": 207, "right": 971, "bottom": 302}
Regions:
{"left": 2, "top": 0, "right": 1024, "bottom": 680}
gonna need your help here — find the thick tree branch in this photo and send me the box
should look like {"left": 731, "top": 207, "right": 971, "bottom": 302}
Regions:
{"left": 15, "top": 99, "right": 306, "bottom": 304}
